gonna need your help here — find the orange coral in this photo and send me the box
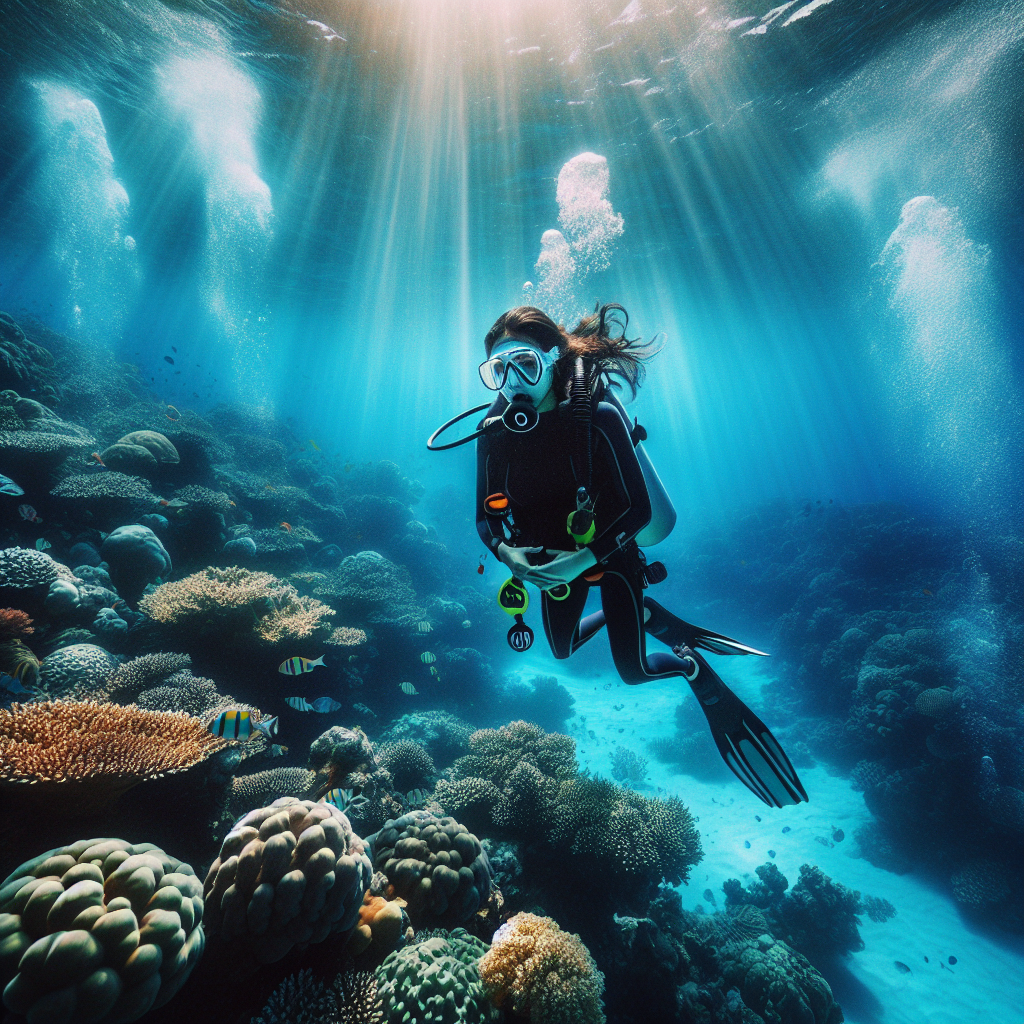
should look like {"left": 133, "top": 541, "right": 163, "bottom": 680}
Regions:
{"left": 0, "top": 699, "right": 227, "bottom": 810}
{"left": 0, "top": 608, "right": 34, "bottom": 642}
{"left": 479, "top": 912, "right": 605, "bottom": 1024}
{"left": 343, "top": 891, "right": 408, "bottom": 956}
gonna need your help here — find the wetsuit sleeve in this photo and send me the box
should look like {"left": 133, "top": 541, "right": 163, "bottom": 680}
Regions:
{"left": 587, "top": 403, "right": 652, "bottom": 563}
{"left": 476, "top": 433, "right": 506, "bottom": 552}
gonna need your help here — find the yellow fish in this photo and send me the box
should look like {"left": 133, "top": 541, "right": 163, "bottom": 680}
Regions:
{"left": 308, "top": 439, "right": 321, "bottom": 452}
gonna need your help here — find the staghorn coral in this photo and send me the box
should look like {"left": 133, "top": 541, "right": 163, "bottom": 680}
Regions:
{"left": 550, "top": 778, "right": 702, "bottom": 888}
{"left": 0, "top": 548, "right": 78, "bottom": 590}
{"left": 255, "top": 593, "right": 335, "bottom": 644}
{"left": 0, "top": 700, "right": 226, "bottom": 810}
{"left": 368, "top": 811, "right": 491, "bottom": 927}
{"left": 0, "top": 608, "right": 34, "bottom": 642}
{"left": 479, "top": 912, "right": 605, "bottom": 1024}
{"left": 229, "top": 768, "right": 318, "bottom": 818}
{"left": 375, "top": 929, "right": 496, "bottom": 1024}
{"left": 0, "top": 837, "right": 205, "bottom": 1023}
{"left": 375, "top": 740, "right": 436, "bottom": 792}
{"left": 203, "top": 797, "right": 372, "bottom": 964}
{"left": 39, "top": 643, "right": 120, "bottom": 701}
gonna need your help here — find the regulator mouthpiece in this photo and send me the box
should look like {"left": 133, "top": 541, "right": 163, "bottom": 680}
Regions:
{"left": 502, "top": 394, "right": 539, "bottom": 433}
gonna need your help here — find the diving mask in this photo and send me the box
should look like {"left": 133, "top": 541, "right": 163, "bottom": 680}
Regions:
{"left": 479, "top": 346, "right": 549, "bottom": 392}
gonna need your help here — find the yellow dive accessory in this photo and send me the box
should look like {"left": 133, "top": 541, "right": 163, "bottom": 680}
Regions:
{"left": 567, "top": 486, "right": 596, "bottom": 545}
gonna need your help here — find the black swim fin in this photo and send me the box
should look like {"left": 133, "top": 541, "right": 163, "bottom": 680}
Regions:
{"left": 645, "top": 599, "right": 768, "bottom": 657}
{"left": 674, "top": 645, "right": 808, "bottom": 808}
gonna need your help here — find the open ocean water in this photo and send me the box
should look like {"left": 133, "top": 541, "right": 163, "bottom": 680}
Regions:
{"left": 0, "top": 1, "right": 1021, "bottom": 1023}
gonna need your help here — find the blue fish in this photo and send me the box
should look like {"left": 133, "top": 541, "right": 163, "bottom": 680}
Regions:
{"left": 0, "top": 673, "right": 33, "bottom": 695}
{"left": 0, "top": 474, "right": 25, "bottom": 497}
{"left": 209, "top": 708, "right": 278, "bottom": 741}
{"left": 311, "top": 696, "right": 342, "bottom": 713}
{"left": 321, "top": 788, "right": 354, "bottom": 812}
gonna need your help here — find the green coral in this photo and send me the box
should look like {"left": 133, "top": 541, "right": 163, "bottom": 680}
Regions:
{"left": 720, "top": 934, "right": 843, "bottom": 1024}
{"left": 375, "top": 929, "right": 498, "bottom": 1024}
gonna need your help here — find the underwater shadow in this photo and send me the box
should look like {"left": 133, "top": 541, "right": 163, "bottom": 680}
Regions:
{"left": 818, "top": 955, "right": 885, "bottom": 1024}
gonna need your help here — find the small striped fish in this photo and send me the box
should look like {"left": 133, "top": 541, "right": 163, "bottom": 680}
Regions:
{"left": 416, "top": 621, "right": 432, "bottom": 633}
{"left": 321, "top": 788, "right": 354, "bottom": 812}
{"left": 278, "top": 655, "right": 326, "bottom": 675}
{"left": 399, "top": 682, "right": 418, "bottom": 695}
{"left": 209, "top": 709, "right": 278, "bottom": 741}
{"left": 286, "top": 697, "right": 314, "bottom": 711}
{"left": 420, "top": 652, "right": 436, "bottom": 665}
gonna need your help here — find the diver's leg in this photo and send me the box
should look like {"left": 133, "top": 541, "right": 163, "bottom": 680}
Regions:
{"left": 599, "top": 568, "right": 692, "bottom": 683}
{"left": 541, "top": 581, "right": 596, "bottom": 659}
{"left": 644, "top": 597, "right": 767, "bottom": 657}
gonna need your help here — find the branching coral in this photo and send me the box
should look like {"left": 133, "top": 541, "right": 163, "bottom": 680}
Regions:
{"left": 550, "top": 779, "right": 702, "bottom": 888}
{"left": 379, "top": 711, "right": 474, "bottom": 769}
{"left": 0, "top": 837, "right": 205, "bottom": 1023}
{"left": 610, "top": 746, "right": 648, "bottom": 786}
{"left": 0, "top": 700, "right": 226, "bottom": 810}
{"left": 450, "top": 721, "right": 578, "bottom": 789}
{"left": 326, "top": 626, "right": 368, "bottom": 648}
{"left": 375, "top": 740, "right": 436, "bottom": 791}
{"left": 0, "top": 608, "right": 34, "bottom": 641}
{"left": 479, "top": 913, "right": 605, "bottom": 1024}
{"left": 203, "top": 797, "right": 372, "bottom": 963}
{"left": 104, "top": 652, "right": 192, "bottom": 703}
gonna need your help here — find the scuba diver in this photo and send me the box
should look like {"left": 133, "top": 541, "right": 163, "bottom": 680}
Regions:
{"left": 428, "top": 303, "right": 807, "bottom": 808}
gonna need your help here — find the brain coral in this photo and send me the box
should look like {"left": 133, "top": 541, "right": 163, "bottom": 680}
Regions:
{"left": 203, "top": 797, "right": 372, "bottom": 963}
{"left": 0, "top": 700, "right": 226, "bottom": 811}
{"left": 720, "top": 933, "right": 841, "bottom": 1024}
{"left": 0, "top": 548, "right": 78, "bottom": 590}
{"left": 376, "top": 929, "right": 497, "bottom": 1024}
{"left": 39, "top": 644, "right": 120, "bottom": 701}
{"left": 479, "top": 913, "right": 605, "bottom": 1024}
{"left": 369, "top": 811, "right": 492, "bottom": 926}
{"left": 0, "top": 837, "right": 205, "bottom": 1023}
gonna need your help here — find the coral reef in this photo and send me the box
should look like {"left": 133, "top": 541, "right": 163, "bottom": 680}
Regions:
{"left": 479, "top": 912, "right": 605, "bottom": 1024}
{"left": 376, "top": 929, "right": 497, "bottom": 1024}
{"left": 253, "top": 968, "right": 383, "bottom": 1024}
{"left": 368, "top": 811, "right": 492, "bottom": 927}
{"left": 0, "top": 700, "right": 226, "bottom": 810}
{"left": 0, "top": 548, "right": 78, "bottom": 591}
{"left": 0, "top": 837, "right": 205, "bottom": 1022}
{"left": 229, "top": 768, "right": 318, "bottom": 818}
{"left": 38, "top": 643, "right": 120, "bottom": 700}
{"left": 203, "top": 797, "right": 372, "bottom": 963}
{"left": 378, "top": 712, "right": 474, "bottom": 770}
{"left": 375, "top": 740, "right": 436, "bottom": 792}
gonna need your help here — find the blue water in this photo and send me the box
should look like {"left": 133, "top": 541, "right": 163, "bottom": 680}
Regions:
{"left": 0, "top": 0, "right": 1021, "bottom": 1021}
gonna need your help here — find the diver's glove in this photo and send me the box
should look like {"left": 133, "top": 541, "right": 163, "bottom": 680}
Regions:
{"left": 535, "top": 547, "right": 598, "bottom": 587}
{"left": 494, "top": 543, "right": 572, "bottom": 590}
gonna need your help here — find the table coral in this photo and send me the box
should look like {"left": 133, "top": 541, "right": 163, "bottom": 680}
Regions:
{"left": 0, "top": 700, "right": 227, "bottom": 810}
{"left": 203, "top": 797, "right": 372, "bottom": 963}
{"left": 479, "top": 912, "right": 605, "bottom": 1024}
{"left": 0, "top": 837, "right": 205, "bottom": 1023}
{"left": 376, "top": 929, "right": 497, "bottom": 1024}
{"left": 139, "top": 566, "right": 334, "bottom": 645}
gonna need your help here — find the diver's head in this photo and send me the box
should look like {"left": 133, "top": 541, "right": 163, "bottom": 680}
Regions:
{"left": 481, "top": 307, "right": 564, "bottom": 416}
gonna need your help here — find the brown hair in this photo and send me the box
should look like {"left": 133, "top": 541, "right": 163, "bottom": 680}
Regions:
{"left": 484, "top": 303, "right": 657, "bottom": 400}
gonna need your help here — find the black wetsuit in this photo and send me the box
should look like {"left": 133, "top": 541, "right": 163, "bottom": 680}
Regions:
{"left": 476, "top": 398, "right": 693, "bottom": 683}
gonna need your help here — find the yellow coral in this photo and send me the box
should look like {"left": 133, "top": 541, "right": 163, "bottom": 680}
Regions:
{"left": 139, "top": 566, "right": 334, "bottom": 645}
{"left": 479, "top": 912, "right": 605, "bottom": 1024}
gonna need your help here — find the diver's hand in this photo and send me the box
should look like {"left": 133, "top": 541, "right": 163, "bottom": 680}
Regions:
{"left": 496, "top": 543, "right": 568, "bottom": 589}
{"left": 536, "top": 547, "right": 598, "bottom": 586}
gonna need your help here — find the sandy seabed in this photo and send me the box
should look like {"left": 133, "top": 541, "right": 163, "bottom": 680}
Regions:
{"left": 516, "top": 651, "right": 1024, "bottom": 1024}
